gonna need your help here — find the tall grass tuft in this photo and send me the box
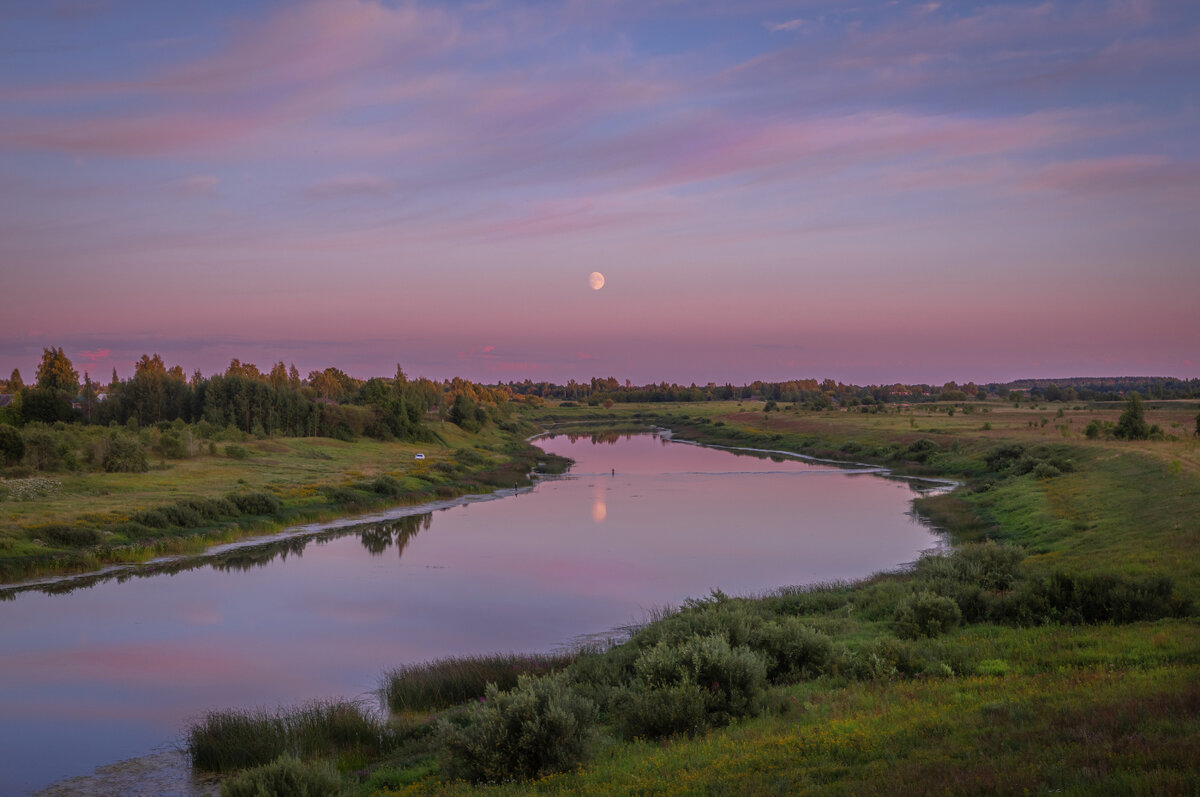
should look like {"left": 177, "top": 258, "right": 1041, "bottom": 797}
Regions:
{"left": 383, "top": 652, "right": 577, "bottom": 712}
{"left": 187, "top": 699, "right": 397, "bottom": 772}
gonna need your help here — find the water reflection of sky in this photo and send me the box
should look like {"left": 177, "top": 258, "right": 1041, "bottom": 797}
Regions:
{"left": 0, "top": 433, "right": 939, "bottom": 794}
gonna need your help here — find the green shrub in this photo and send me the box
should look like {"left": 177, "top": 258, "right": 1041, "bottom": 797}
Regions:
{"left": 894, "top": 591, "right": 962, "bottom": 639}
{"left": 367, "top": 474, "right": 404, "bottom": 497}
{"left": 614, "top": 680, "right": 709, "bottom": 739}
{"left": 323, "top": 486, "right": 363, "bottom": 506}
{"left": 622, "top": 634, "right": 768, "bottom": 736}
{"left": 219, "top": 755, "right": 348, "bottom": 797}
{"left": 437, "top": 673, "right": 596, "bottom": 783}
{"left": 228, "top": 490, "right": 280, "bottom": 515}
{"left": 35, "top": 524, "right": 102, "bottom": 547}
{"left": 131, "top": 508, "right": 170, "bottom": 529}
{"left": 848, "top": 637, "right": 923, "bottom": 679}
{"left": 749, "top": 618, "right": 833, "bottom": 682}
{"left": 158, "top": 503, "right": 203, "bottom": 528}
{"left": 630, "top": 592, "right": 761, "bottom": 650}
{"left": 225, "top": 444, "right": 250, "bottom": 460}
{"left": 108, "top": 521, "right": 156, "bottom": 540}
{"left": 103, "top": 432, "right": 148, "bottom": 473}
{"left": 178, "top": 497, "right": 239, "bottom": 522}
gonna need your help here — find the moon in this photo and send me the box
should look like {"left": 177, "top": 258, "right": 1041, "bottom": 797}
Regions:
{"left": 589, "top": 271, "right": 605, "bottom": 290}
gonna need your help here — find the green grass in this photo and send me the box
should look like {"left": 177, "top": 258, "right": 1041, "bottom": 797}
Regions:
{"left": 0, "top": 421, "right": 569, "bottom": 584}
{"left": 187, "top": 700, "right": 401, "bottom": 773}
{"left": 383, "top": 653, "right": 579, "bottom": 713}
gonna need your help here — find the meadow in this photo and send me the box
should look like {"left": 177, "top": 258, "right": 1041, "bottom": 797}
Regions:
{"left": 0, "top": 418, "right": 564, "bottom": 585}
{"left": 5, "top": 397, "right": 1199, "bottom": 794}
{"left": 165, "top": 398, "right": 1199, "bottom": 796}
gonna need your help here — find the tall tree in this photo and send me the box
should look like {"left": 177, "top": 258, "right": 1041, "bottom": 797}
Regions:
{"left": 8, "top": 368, "right": 24, "bottom": 392}
{"left": 35, "top": 347, "right": 78, "bottom": 394}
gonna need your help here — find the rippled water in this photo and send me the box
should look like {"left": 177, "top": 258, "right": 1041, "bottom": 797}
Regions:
{"left": 0, "top": 431, "right": 943, "bottom": 794}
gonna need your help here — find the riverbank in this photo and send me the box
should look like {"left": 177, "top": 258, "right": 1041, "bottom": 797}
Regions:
{"left": 20, "top": 402, "right": 1200, "bottom": 794}
{"left": 0, "top": 420, "right": 568, "bottom": 587}
{"left": 333, "top": 400, "right": 1195, "bottom": 792}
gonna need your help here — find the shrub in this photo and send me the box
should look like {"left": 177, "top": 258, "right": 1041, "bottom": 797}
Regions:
{"left": 219, "top": 755, "right": 348, "bottom": 797}
{"left": 621, "top": 634, "right": 768, "bottom": 736}
{"left": 103, "top": 432, "right": 148, "bottom": 473}
{"left": 35, "top": 524, "right": 102, "bottom": 547}
{"left": 131, "top": 508, "right": 170, "bottom": 529}
{"left": 749, "top": 618, "right": 833, "bottom": 682}
{"left": 158, "top": 503, "right": 203, "bottom": 528}
{"left": 178, "top": 497, "right": 239, "bottom": 522}
{"left": 367, "top": 474, "right": 404, "bottom": 497}
{"left": 108, "top": 521, "right": 155, "bottom": 541}
{"left": 893, "top": 591, "right": 962, "bottom": 639}
{"left": 322, "top": 486, "right": 363, "bottom": 506}
{"left": 437, "top": 673, "right": 596, "bottom": 783}
{"left": 225, "top": 444, "right": 250, "bottom": 460}
{"left": 613, "top": 680, "right": 709, "bottom": 739}
{"left": 228, "top": 490, "right": 280, "bottom": 515}
{"left": 630, "top": 593, "right": 761, "bottom": 650}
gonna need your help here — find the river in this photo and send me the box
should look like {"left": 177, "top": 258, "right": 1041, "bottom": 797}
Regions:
{"left": 0, "top": 430, "right": 946, "bottom": 794}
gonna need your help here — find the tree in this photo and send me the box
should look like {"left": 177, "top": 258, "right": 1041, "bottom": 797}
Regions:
{"left": 1114, "top": 392, "right": 1149, "bottom": 440}
{"left": 0, "top": 424, "right": 24, "bottom": 466}
{"left": 8, "top": 368, "right": 24, "bottom": 392}
{"left": 35, "top": 347, "right": 78, "bottom": 394}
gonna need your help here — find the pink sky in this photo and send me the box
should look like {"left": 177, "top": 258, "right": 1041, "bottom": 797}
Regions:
{"left": 1, "top": 0, "right": 1197, "bottom": 385}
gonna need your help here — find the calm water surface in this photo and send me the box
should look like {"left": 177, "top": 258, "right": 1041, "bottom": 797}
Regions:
{"left": 0, "top": 432, "right": 943, "bottom": 794}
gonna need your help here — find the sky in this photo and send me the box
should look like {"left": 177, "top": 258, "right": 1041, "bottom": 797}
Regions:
{"left": 1, "top": 0, "right": 1198, "bottom": 387}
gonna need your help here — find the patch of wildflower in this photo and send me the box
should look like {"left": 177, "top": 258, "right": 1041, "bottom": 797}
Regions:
{"left": 1, "top": 477, "right": 64, "bottom": 502}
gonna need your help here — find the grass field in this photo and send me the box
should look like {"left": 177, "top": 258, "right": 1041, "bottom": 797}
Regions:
{"left": 8, "top": 398, "right": 1200, "bottom": 794}
{"left": 0, "top": 419, "right": 562, "bottom": 584}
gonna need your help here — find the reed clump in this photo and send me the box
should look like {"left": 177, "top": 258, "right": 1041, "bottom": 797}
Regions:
{"left": 187, "top": 699, "right": 397, "bottom": 773}
{"left": 383, "top": 652, "right": 577, "bottom": 712}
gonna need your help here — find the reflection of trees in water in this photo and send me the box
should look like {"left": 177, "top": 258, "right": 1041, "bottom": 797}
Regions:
{"left": 562, "top": 431, "right": 642, "bottom": 445}
{"left": 1, "top": 512, "right": 436, "bottom": 598}
{"left": 358, "top": 513, "right": 432, "bottom": 557}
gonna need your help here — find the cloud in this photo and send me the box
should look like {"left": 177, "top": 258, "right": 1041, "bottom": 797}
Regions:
{"left": 765, "top": 18, "right": 804, "bottom": 33}
{"left": 77, "top": 348, "right": 111, "bottom": 361}
{"left": 1027, "top": 155, "right": 1200, "bottom": 196}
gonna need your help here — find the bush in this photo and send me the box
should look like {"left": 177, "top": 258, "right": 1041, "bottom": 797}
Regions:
{"left": 131, "top": 508, "right": 170, "bottom": 529}
{"left": 103, "top": 432, "right": 148, "bottom": 473}
{"left": 178, "top": 497, "right": 239, "bottom": 522}
{"left": 322, "top": 486, "right": 364, "bottom": 506}
{"left": 620, "top": 634, "right": 768, "bottom": 736}
{"left": 219, "top": 755, "right": 348, "bottom": 797}
{"left": 225, "top": 444, "right": 250, "bottom": 460}
{"left": 437, "top": 673, "right": 596, "bottom": 783}
{"left": 228, "top": 490, "right": 280, "bottom": 515}
{"left": 367, "top": 474, "right": 404, "bottom": 497}
{"left": 35, "top": 524, "right": 102, "bottom": 547}
{"left": 749, "top": 618, "right": 833, "bottom": 682}
{"left": 893, "top": 591, "right": 962, "bottom": 639}
{"left": 613, "top": 680, "right": 709, "bottom": 739}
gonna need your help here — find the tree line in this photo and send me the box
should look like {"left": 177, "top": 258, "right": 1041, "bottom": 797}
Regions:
{"left": 0, "top": 348, "right": 518, "bottom": 442}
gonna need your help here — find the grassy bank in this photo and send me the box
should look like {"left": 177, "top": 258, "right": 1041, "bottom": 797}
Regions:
{"left": 178, "top": 400, "right": 1199, "bottom": 795}
{"left": 0, "top": 419, "right": 567, "bottom": 586}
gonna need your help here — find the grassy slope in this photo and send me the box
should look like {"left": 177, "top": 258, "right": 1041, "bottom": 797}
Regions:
{"left": 375, "top": 400, "right": 1199, "bottom": 795}
{"left": 0, "top": 421, "right": 554, "bottom": 585}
